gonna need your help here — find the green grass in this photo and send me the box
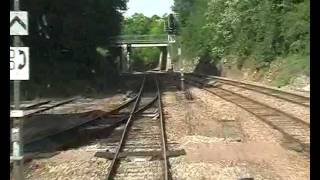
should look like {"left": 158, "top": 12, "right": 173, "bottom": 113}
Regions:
{"left": 271, "top": 55, "right": 310, "bottom": 87}
{"left": 222, "top": 54, "right": 309, "bottom": 87}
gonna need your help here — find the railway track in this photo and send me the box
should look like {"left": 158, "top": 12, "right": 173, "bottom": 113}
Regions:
{"left": 15, "top": 75, "right": 171, "bottom": 179}
{"left": 187, "top": 73, "right": 310, "bottom": 107}
{"left": 12, "top": 86, "right": 143, "bottom": 162}
{"left": 105, "top": 75, "right": 171, "bottom": 180}
{"left": 185, "top": 78, "right": 310, "bottom": 153}
{"left": 23, "top": 95, "right": 140, "bottom": 146}
{"left": 10, "top": 100, "right": 51, "bottom": 110}
{"left": 10, "top": 98, "right": 78, "bottom": 119}
{"left": 10, "top": 98, "right": 79, "bottom": 147}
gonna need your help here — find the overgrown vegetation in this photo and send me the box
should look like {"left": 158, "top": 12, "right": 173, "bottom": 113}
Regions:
{"left": 12, "top": 0, "right": 127, "bottom": 99}
{"left": 272, "top": 55, "right": 310, "bottom": 86}
{"left": 121, "top": 13, "right": 167, "bottom": 71}
{"left": 173, "top": 0, "right": 310, "bottom": 86}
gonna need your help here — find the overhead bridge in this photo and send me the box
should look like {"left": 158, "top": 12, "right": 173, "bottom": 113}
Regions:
{"left": 109, "top": 34, "right": 170, "bottom": 47}
{"left": 120, "top": 44, "right": 168, "bottom": 48}
{"left": 109, "top": 34, "right": 176, "bottom": 72}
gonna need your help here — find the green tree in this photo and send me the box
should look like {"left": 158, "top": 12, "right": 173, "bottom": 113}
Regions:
{"left": 121, "top": 13, "right": 167, "bottom": 71}
{"left": 15, "top": 0, "right": 127, "bottom": 98}
{"left": 173, "top": 0, "right": 309, "bottom": 71}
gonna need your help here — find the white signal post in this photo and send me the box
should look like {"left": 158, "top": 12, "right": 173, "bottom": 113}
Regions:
{"left": 178, "top": 47, "right": 184, "bottom": 91}
{"left": 10, "top": 0, "right": 28, "bottom": 179}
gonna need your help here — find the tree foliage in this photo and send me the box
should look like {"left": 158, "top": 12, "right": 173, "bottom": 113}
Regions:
{"left": 13, "top": 0, "right": 127, "bottom": 97}
{"left": 173, "top": 0, "right": 310, "bottom": 66}
{"left": 122, "top": 13, "right": 167, "bottom": 71}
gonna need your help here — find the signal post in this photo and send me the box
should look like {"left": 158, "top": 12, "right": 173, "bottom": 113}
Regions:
{"left": 10, "top": 0, "right": 29, "bottom": 179}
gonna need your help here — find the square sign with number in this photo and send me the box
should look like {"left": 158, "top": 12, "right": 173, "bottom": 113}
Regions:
{"left": 10, "top": 47, "right": 29, "bottom": 80}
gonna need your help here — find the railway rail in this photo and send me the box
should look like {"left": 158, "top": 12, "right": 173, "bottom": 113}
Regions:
{"left": 187, "top": 73, "right": 310, "bottom": 107}
{"left": 185, "top": 78, "right": 310, "bottom": 153}
{"left": 10, "top": 98, "right": 79, "bottom": 147}
{"left": 23, "top": 96, "right": 139, "bottom": 146}
{"left": 15, "top": 75, "right": 171, "bottom": 179}
{"left": 10, "top": 98, "right": 78, "bottom": 119}
{"left": 10, "top": 100, "right": 51, "bottom": 110}
{"left": 11, "top": 87, "right": 142, "bottom": 162}
{"left": 106, "top": 75, "right": 170, "bottom": 180}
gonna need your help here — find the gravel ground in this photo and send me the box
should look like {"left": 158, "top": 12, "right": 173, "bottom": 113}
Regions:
{"left": 21, "top": 89, "right": 168, "bottom": 180}
{"left": 43, "top": 94, "right": 126, "bottom": 114}
{"left": 20, "top": 94, "right": 127, "bottom": 149}
{"left": 160, "top": 79, "right": 290, "bottom": 179}
{"left": 184, "top": 85, "right": 309, "bottom": 180}
{"left": 162, "top": 91, "right": 189, "bottom": 142}
{"left": 188, "top": 87, "right": 283, "bottom": 143}
{"left": 20, "top": 76, "right": 309, "bottom": 180}
{"left": 24, "top": 150, "right": 110, "bottom": 180}
{"left": 280, "top": 86, "right": 310, "bottom": 97}
{"left": 170, "top": 156, "right": 281, "bottom": 180}
{"left": 15, "top": 94, "right": 128, "bottom": 180}
{"left": 218, "top": 83, "right": 310, "bottom": 123}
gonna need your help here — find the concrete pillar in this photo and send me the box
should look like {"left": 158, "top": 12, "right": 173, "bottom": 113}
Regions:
{"left": 116, "top": 56, "right": 121, "bottom": 72}
{"left": 158, "top": 49, "right": 163, "bottom": 70}
{"left": 121, "top": 45, "right": 128, "bottom": 72}
{"left": 162, "top": 48, "right": 168, "bottom": 71}
{"left": 166, "top": 47, "right": 173, "bottom": 71}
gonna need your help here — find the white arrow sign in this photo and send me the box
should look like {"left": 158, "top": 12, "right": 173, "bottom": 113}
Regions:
{"left": 10, "top": 11, "right": 28, "bottom": 35}
{"left": 10, "top": 47, "right": 29, "bottom": 80}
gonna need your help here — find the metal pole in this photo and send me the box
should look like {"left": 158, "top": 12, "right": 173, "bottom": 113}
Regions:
{"left": 181, "top": 71, "right": 184, "bottom": 91}
{"left": 178, "top": 47, "right": 184, "bottom": 91}
{"left": 166, "top": 35, "right": 173, "bottom": 71}
{"left": 158, "top": 48, "right": 163, "bottom": 70}
{"left": 12, "top": 0, "right": 24, "bottom": 179}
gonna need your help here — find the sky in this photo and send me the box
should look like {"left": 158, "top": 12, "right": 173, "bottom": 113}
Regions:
{"left": 124, "top": 0, "right": 174, "bottom": 17}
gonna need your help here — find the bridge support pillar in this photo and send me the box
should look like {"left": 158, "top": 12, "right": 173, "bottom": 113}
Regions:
{"left": 166, "top": 47, "right": 173, "bottom": 71}
{"left": 120, "top": 45, "right": 131, "bottom": 72}
{"left": 158, "top": 50, "right": 163, "bottom": 70}
{"left": 158, "top": 47, "right": 167, "bottom": 71}
{"left": 120, "top": 46, "right": 127, "bottom": 72}
{"left": 116, "top": 56, "right": 121, "bottom": 72}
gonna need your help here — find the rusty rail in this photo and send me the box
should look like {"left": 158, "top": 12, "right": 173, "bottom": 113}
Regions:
{"left": 156, "top": 77, "right": 170, "bottom": 180}
{"left": 188, "top": 73, "right": 310, "bottom": 107}
{"left": 185, "top": 78, "right": 310, "bottom": 154}
{"left": 106, "top": 76, "right": 146, "bottom": 179}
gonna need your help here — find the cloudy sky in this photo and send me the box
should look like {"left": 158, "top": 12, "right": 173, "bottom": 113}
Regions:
{"left": 124, "top": 0, "right": 174, "bottom": 17}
